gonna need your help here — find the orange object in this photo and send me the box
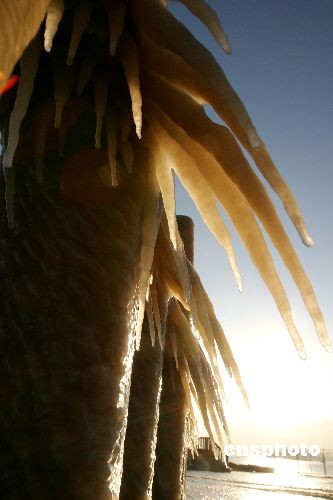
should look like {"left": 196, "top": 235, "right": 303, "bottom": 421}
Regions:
{"left": 0, "top": 74, "right": 19, "bottom": 95}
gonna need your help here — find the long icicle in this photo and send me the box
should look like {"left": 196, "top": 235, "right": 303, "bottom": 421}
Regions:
{"left": 149, "top": 131, "right": 178, "bottom": 250}
{"left": 161, "top": 224, "right": 221, "bottom": 371}
{"left": 44, "top": 0, "right": 64, "bottom": 53}
{"left": 252, "top": 144, "right": 314, "bottom": 247}
{"left": 158, "top": 245, "right": 189, "bottom": 309}
{"left": 54, "top": 61, "right": 76, "bottom": 128}
{"left": 175, "top": 0, "right": 232, "bottom": 54}
{"left": 199, "top": 348, "right": 230, "bottom": 439}
{"left": 187, "top": 261, "right": 231, "bottom": 400}
{"left": 134, "top": 165, "right": 161, "bottom": 348}
{"left": 105, "top": 0, "right": 127, "bottom": 56}
{"left": 198, "top": 275, "right": 249, "bottom": 405}
{"left": 67, "top": 1, "right": 92, "bottom": 66}
{"left": 146, "top": 290, "right": 156, "bottom": 347}
{"left": 178, "top": 355, "right": 198, "bottom": 424}
{"left": 151, "top": 277, "right": 163, "bottom": 349}
{"left": 173, "top": 283, "right": 241, "bottom": 436}
{"left": 119, "top": 31, "right": 143, "bottom": 139}
{"left": 198, "top": 355, "right": 227, "bottom": 447}
{"left": 119, "top": 139, "right": 134, "bottom": 174}
{"left": 93, "top": 72, "right": 109, "bottom": 149}
{"left": 3, "top": 166, "right": 16, "bottom": 229}
{"left": 4, "top": 36, "right": 41, "bottom": 169}
{"left": 169, "top": 329, "right": 179, "bottom": 370}
{"left": 169, "top": 299, "right": 220, "bottom": 455}
{"left": 105, "top": 111, "right": 118, "bottom": 187}
{"left": 149, "top": 112, "right": 242, "bottom": 291}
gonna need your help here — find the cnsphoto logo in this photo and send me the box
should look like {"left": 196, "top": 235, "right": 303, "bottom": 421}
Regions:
{"left": 224, "top": 443, "right": 321, "bottom": 457}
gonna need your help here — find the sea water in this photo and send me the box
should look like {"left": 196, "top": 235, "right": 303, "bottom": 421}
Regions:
{"left": 185, "top": 459, "right": 333, "bottom": 499}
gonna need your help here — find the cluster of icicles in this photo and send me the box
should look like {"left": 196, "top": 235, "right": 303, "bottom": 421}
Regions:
{"left": 139, "top": 212, "right": 248, "bottom": 455}
{"left": 1, "top": 0, "right": 331, "bottom": 453}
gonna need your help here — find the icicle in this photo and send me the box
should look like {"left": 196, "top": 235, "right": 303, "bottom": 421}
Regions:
{"left": 188, "top": 262, "right": 220, "bottom": 363}
{"left": 54, "top": 62, "right": 75, "bottom": 128}
{"left": 178, "top": 355, "right": 197, "bottom": 423}
{"left": 171, "top": 248, "right": 232, "bottom": 400}
{"left": 77, "top": 51, "right": 96, "bottom": 96}
{"left": 151, "top": 140, "right": 178, "bottom": 250}
{"left": 105, "top": 0, "right": 126, "bottom": 56}
{"left": 185, "top": 411, "right": 199, "bottom": 458}
{"left": 199, "top": 349, "right": 229, "bottom": 435}
{"left": 146, "top": 274, "right": 153, "bottom": 302}
{"left": 156, "top": 270, "right": 170, "bottom": 341}
{"left": 252, "top": 145, "right": 314, "bottom": 247}
{"left": 156, "top": 267, "right": 170, "bottom": 343}
{"left": 175, "top": 0, "right": 232, "bottom": 54}
{"left": 93, "top": 72, "right": 109, "bottom": 149}
{"left": 203, "top": 385, "right": 226, "bottom": 449}
{"left": 150, "top": 111, "right": 242, "bottom": 291}
{"left": 119, "top": 139, "right": 134, "bottom": 173}
{"left": 180, "top": 346, "right": 219, "bottom": 457}
{"left": 173, "top": 303, "right": 226, "bottom": 447}
{"left": 168, "top": 357, "right": 176, "bottom": 393}
{"left": 170, "top": 330, "right": 179, "bottom": 370}
{"left": 146, "top": 293, "right": 156, "bottom": 347}
{"left": 159, "top": 217, "right": 191, "bottom": 305}
{"left": 4, "top": 166, "right": 16, "bottom": 228}
{"left": 162, "top": 220, "right": 191, "bottom": 309}
{"left": 4, "top": 36, "right": 41, "bottom": 169}
{"left": 175, "top": 231, "right": 192, "bottom": 306}
{"left": 198, "top": 278, "right": 249, "bottom": 405}
{"left": 214, "top": 322, "right": 250, "bottom": 405}
{"left": 119, "top": 31, "right": 142, "bottom": 138}
{"left": 106, "top": 112, "right": 118, "bottom": 187}
{"left": 161, "top": 260, "right": 188, "bottom": 309}
{"left": 152, "top": 277, "right": 163, "bottom": 349}
{"left": 67, "top": 1, "right": 92, "bottom": 66}
{"left": 211, "top": 361, "right": 227, "bottom": 403}
{"left": 132, "top": 0, "right": 261, "bottom": 148}
{"left": 44, "top": 0, "right": 64, "bottom": 52}
{"left": 134, "top": 165, "right": 161, "bottom": 348}
{"left": 148, "top": 123, "right": 177, "bottom": 250}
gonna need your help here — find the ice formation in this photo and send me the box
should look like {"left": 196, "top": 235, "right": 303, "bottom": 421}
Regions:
{"left": 0, "top": 1, "right": 331, "bottom": 497}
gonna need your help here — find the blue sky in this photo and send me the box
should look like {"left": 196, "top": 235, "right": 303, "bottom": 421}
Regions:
{"left": 169, "top": 1, "right": 333, "bottom": 446}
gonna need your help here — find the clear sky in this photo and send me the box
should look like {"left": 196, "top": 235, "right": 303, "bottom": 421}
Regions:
{"left": 169, "top": 0, "right": 333, "bottom": 448}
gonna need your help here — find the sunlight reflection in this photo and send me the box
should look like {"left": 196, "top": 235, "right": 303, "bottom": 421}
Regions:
{"left": 272, "top": 457, "right": 298, "bottom": 477}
